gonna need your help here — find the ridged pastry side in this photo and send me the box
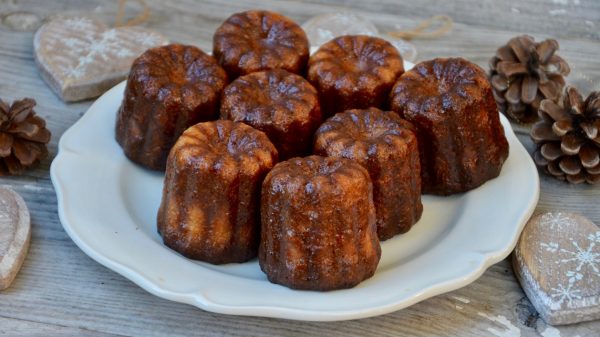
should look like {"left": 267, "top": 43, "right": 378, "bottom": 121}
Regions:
{"left": 157, "top": 120, "right": 277, "bottom": 264}
{"left": 259, "top": 155, "right": 380, "bottom": 290}
{"left": 314, "top": 108, "right": 422, "bottom": 240}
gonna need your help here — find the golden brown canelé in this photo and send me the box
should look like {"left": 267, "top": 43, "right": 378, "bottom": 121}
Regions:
{"left": 389, "top": 57, "right": 509, "bottom": 195}
{"left": 116, "top": 44, "right": 228, "bottom": 171}
{"left": 213, "top": 10, "right": 309, "bottom": 79}
{"left": 308, "top": 35, "right": 404, "bottom": 117}
{"left": 157, "top": 120, "right": 277, "bottom": 264}
{"left": 259, "top": 155, "right": 381, "bottom": 290}
{"left": 314, "top": 108, "right": 422, "bottom": 240}
{"left": 220, "top": 69, "right": 322, "bottom": 159}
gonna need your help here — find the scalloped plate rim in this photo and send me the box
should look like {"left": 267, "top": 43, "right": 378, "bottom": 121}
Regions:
{"left": 50, "top": 61, "right": 540, "bottom": 321}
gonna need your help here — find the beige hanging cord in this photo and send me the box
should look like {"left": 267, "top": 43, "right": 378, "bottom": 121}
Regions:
{"left": 388, "top": 15, "right": 453, "bottom": 40}
{"left": 115, "top": 0, "right": 150, "bottom": 27}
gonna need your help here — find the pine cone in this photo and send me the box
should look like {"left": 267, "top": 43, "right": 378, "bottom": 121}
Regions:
{"left": 531, "top": 86, "right": 600, "bottom": 184}
{"left": 489, "top": 35, "right": 570, "bottom": 123}
{"left": 0, "top": 98, "right": 51, "bottom": 175}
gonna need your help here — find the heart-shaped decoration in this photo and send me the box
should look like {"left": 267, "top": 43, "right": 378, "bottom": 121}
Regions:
{"left": 0, "top": 188, "right": 31, "bottom": 290}
{"left": 34, "top": 16, "right": 168, "bottom": 102}
{"left": 513, "top": 211, "right": 600, "bottom": 325}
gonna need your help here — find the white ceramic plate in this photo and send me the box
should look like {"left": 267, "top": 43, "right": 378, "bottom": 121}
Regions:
{"left": 51, "top": 61, "right": 539, "bottom": 321}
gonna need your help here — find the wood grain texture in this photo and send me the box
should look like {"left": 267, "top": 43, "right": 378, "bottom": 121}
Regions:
{"left": 0, "top": 0, "right": 599, "bottom": 336}
{"left": 0, "top": 187, "right": 31, "bottom": 290}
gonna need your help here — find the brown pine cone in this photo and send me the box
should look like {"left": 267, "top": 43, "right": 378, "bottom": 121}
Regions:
{"left": 531, "top": 86, "right": 600, "bottom": 184}
{"left": 0, "top": 98, "right": 51, "bottom": 175}
{"left": 489, "top": 35, "right": 570, "bottom": 123}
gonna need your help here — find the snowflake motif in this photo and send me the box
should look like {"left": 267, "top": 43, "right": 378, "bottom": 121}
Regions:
{"left": 540, "top": 212, "right": 572, "bottom": 230}
{"left": 558, "top": 239, "right": 600, "bottom": 274}
{"left": 588, "top": 231, "right": 600, "bottom": 244}
{"left": 541, "top": 242, "right": 559, "bottom": 252}
{"left": 63, "top": 17, "right": 95, "bottom": 31}
{"left": 566, "top": 270, "right": 583, "bottom": 284}
{"left": 550, "top": 282, "right": 582, "bottom": 308}
{"left": 65, "top": 29, "right": 133, "bottom": 78}
{"left": 63, "top": 38, "right": 82, "bottom": 48}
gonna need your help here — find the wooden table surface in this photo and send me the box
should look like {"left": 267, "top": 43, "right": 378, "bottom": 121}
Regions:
{"left": 1, "top": 0, "right": 599, "bottom": 336}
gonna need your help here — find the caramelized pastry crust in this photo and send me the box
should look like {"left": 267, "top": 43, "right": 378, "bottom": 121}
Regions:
{"left": 116, "top": 44, "right": 228, "bottom": 171}
{"left": 220, "top": 69, "right": 322, "bottom": 159}
{"left": 213, "top": 10, "right": 309, "bottom": 79}
{"left": 389, "top": 57, "right": 509, "bottom": 195}
{"left": 259, "top": 155, "right": 381, "bottom": 290}
{"left": 157, "top": 120, "right": 277, "bottom": 264}
{"left": 314, "top": 108, "right": 422, "bottom": 240}
{"left": 308, "top": 35, "right": 404, "bottom": 117}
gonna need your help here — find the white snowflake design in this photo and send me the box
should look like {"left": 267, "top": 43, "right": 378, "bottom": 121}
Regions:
{"left": 541, "top": 242, "right": 559, "bottom": 252}
{"left": 550, "top": 282, "right": 582, "bottom": 308}
{"left": 65, "top": 29, "right": 131, "bottom": 78}
{"left": 588, "top": 231, "right": 600, "bottom": 243}
{"left": 42, "top": 17, "right": 167, "bottom": 81}
{"left": 566, "top": 270, "right": 583, "bottom": 284}
{"left": 537, "top": 215, "right": 600, "bottom": 310}
{"left": 558, "top": 239, "right": 600, "bottom": 274}
{"left": 539, "top": 212, "right": 574, "bottom": 230}
{"left": 63, "top": 17, "right": 95, "bottom": 31}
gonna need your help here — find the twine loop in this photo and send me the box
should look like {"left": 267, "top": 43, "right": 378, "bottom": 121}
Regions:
{"left": 115, "top": 0, "right": 150, "bottom": 27}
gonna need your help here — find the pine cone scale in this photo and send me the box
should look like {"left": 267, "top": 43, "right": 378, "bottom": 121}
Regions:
{"left": 9, "top": 121, "right": 39, "bottom": 138}
{"left": 0, "top": 132, "right": 13, "bottom": 157}
{"left": 497, "top": 62, "right": 528, "bottom": 77}
{"left": 567, "top": 173, "right": 586, "bottom": 184}
{"left": 0, "top": 98, "right": 51, "bottom": 175}
{"left": 540, "top": 100, "right": 569, "bottom": 121}
{"left": 491, "top": 75, "right": 509, "bottom": 91}
{"left": 490, "top": 35, "right": 570, "bottom": 123}
{"left": 510, "top": 36, "right": 532, "bottom": 63}
{"left": 552, "top": 119, "right": 572, "bottom": 136}
{"left": 3, "top": 155, "right": 21, "bottom": 174}
{"left": 531, "top": 86, "right": 600, "bottom": 184}
{"left": 10, "top": 99, "right": 36, "bottom": 123}
{"left": 12, "top": 140, "right": 37, "bottom": 165}
{"left": 535, "top": 39, "right": 558, "bottom": 64}
{"left": 496, "top": 45, "right": 516, "bottom": 62}
{"left": 522, "top": 76, "right": 538, "bottom": 104}
{"left": 547, "top": 161, "right": 563, "bottom": 176}
{"left": 588, "top": 164, "right": 600, "bottom": 175}
{"left": 561, "top": 134, "right": 584, "bottom": 155}
{"left": 559, "top": 156, "right": 581, "bottom": 175}
{"left": 541, "top": 142, "right": 562, "bottom": 160}
{"left": 580, "top": 145, "right": 599, "bottom": 168}
{"left": 539, "top": 80, "right": 560, "bottom": 101}
{"left": 531, "top": 121, "right": 560, "bottom": 142}
{"left": 580, "top": 123, "right": 597, "bottom": 139}
{"left": 506, "top": 78, "right": 522, "bottom": 104}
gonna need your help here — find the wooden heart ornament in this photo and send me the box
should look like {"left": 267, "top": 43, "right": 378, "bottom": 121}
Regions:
{"left": 513, "top": 212, "right": 600, "bottom": 325}
{"left": 34, "top": 16, "right": 168, "bottom": 102}
{"left": 0, "top": 188, "right": 31, "bottom": 290}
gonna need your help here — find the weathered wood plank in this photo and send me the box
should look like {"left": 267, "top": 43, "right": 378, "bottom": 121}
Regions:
{"left": 0, "top": 316, "right": 125, "bottom": 337}
{"left": 0, "top": 0, "right": 598, "bottom": 336}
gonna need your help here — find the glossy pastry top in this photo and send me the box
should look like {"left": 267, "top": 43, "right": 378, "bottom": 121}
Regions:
{"left": 172, "top": 120, "right": 277, "bottom": 175}
{"left": 220, "top": 69, "right": 321, "bottom": 159}
{"left": 390, "top": 57, "right": 492, "bottom": 119}
{"left": 130, "top": 44, "right": 227, "bottom": 107}
{"left": 308, "top": 35, "right": 404, "bottom": 115}
{"left": 314, "top": 107, "right": 416, "bottom": 161}
{"left": 213, "top": 10, "right": 309, "bottom": 78}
